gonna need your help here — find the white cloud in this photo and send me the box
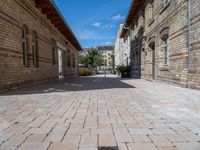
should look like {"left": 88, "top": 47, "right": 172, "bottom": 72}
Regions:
{"left": 92, "top": 22, "right": 101, "bottom": 27}
{"left": 112, "top": 14, "right": 125, "bottom": 20}
{"left": 102, "top": 24, "right": 116, "bottom": 28}
{"left": 104, "top": 41, "right": 112, "bottom": 45}
{"left": 76, "top": 29, "right": 114, "bottom": 40}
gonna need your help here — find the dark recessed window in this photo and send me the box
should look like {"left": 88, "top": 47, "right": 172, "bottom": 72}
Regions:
{"left": 52, "top": 47, "right": 56, "bottom": 65}
{"left": 162, "top": 35, "right": 169, "bottom": 65}
{"left": 22, "top": 25, "right": 28, "bottom": 67}
{"left": 32, "top": 31, "right": 39, "bottom": 67}
{"left": 73, "top": 54, "right": 75, "bottom": 68}
{"left": 67, "top": 54, "right": 71, "bottom": 67}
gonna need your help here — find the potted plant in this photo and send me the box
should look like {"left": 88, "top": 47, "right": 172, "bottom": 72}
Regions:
{"left": 116, "top": 65, "right": 131, "bottom": 78}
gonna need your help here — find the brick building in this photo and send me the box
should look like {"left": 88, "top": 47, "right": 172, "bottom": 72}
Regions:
{"left": 120, "top": 0, "right": 200, "bottom": 89}
{"left": 0, "top": 0, "right": 82, "bottom": 91}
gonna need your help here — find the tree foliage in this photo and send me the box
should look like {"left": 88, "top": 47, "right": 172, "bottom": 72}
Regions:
{"left": 109, "top": 53, "right": 115, "bottom": 70}
{"left": 79, "top": 48, "right": 103, "bottom": 68}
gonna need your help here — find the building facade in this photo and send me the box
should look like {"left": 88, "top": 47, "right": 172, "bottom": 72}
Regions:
{"left": 97, "top": 46, "right": 115, "bottom": 70}
{"left": 0, "top": 0, "right": 81, "bottom": 91}
{"left": 121, "top": 0, "right": 200, "bottom": 89}
{"left": 115, "top": 24, "right": 131, "bottom": 67}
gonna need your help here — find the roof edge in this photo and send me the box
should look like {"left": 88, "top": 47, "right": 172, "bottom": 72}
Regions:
{"left": 47, "top": 0, "right": 82, "bottom": 51}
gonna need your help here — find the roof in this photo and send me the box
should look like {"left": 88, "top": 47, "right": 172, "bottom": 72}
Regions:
{"left": 34, "top": 0, "right": 82, "bottom": 51}
{"left": 120, "top": 0, "right": 142, "bottom": 38}
{"left": 97, "top": 46, "right": 114, "bottom": 51}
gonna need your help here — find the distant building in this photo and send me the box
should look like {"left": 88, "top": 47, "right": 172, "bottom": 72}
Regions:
{"left": 115, "top": 24, "right": 131, "bottom": 67}
{"left": 97, "top": 46, "right": 114, "bottom": 69}
{"left": 80, "top": 48, "right": 90, "bottom": 56}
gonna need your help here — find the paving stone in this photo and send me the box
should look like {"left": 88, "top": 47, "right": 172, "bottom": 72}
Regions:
{"left": 0, "top": 145, "right": 17, "bottom": 150}
{"left": 133, "top": 135, "right": 151, "bottom": 143}
{"left": 19, "top": 142, "right": 50, "bottom": 150}
{"left": 0, "top": 119, "right": 11, "bottom": 132}
{"left": 115, "top": 134, "right": 133, "bottom": 143}
{"left": 118, "top": 143, "right": 128, "bottom": 150}
{"left": 2, "top": 134, "right": 28, "bottom": 147}
{"left": 26, "top": 134, "right": 47, "bottom": 142}
{"left": 150, "top": 135, "right": 173, "bottom": 147}
{"left": 158, "top": 147, "right": 177, "bottom": 150}
{"left": 79, "top": 147, "right": 97, "bottom": 150}
{"left": 99, "top": 134, "right": 116, "bottom": 147}
{"left": 62, "top": 135, "right": 80, "bottom": 149}
{"left": 26, "top": 128, "right": 51, "bottom": 135}
{"left": 80, "top": 135, "right": 97, "bottom": 147}
{"left": 48, "top": 142, "right": 77, "bottom": 150}
{"left": 165, "top": 134, "right": 186, "bottom": 143}
{"left": 127, "top": 143, "right": 158, "bottom": 150}
{"left": 177, "top": 131, "right": 200, "bottom": 142}
{"left": 0, "top": 133, "right": 13, "bottom": 142}
{"left": 175, "top": 142, "right": 200, "bottom": 150}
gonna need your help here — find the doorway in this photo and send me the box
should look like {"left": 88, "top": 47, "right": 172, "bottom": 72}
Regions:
{"left": 58, "top": 49, "right": 64, "bottom": 79}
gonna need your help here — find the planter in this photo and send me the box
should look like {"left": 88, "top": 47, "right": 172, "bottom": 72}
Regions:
{"left": 121, "top": 71, "right": 131, "bottom": 78}
{"left": 116, "top": 65, "right": 131, "bottom": 78}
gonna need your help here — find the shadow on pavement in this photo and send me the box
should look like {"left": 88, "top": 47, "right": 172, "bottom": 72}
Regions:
{"left": 0, "top": 76, "right": 135, "bottom": 96}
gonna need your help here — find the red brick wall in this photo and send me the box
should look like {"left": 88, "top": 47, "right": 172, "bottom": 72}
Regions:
{"left": 0, "top": 0, "right": 78, "bottom": 91}
{"left": 129, "top": 0, "right": 200, "bottom": 89}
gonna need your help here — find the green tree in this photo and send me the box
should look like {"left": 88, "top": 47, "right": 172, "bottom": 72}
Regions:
{"left": 79, "top": 55, "right": 89, "bottom": 67}
{"left": 87, "top": 48, "right": 103, "bottom": 68}
{"left": 109, "top": 53, "right": 115, "bottom": 71}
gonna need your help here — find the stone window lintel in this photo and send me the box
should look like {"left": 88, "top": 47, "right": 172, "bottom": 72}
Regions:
{"left": 160, "top": 65, "right": 169, "bottom": 71}
{"left": 159, "top": 1, "right": 170, "bottom": 14}
{"left": 148, "top": 18, "right": 155, "bottom": 27}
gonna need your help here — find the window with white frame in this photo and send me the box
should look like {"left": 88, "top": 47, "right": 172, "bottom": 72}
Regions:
{"left": 162, "top": 35, "right": 169, "bottom": 65}
{"left": 32, "top": 31, "right": 38, "bottom": 67}
{"left": 22, "top": 25, "right": 28, "bottom": 66}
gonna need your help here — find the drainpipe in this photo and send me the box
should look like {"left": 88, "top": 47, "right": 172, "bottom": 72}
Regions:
{"left": 187, "top": 0, "right": 191, "bottom": 69}
{"left": 186, "top": 0, "right": 191, "bottom": 88}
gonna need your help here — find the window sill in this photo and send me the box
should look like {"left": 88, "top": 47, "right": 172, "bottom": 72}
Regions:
{"left": 160, "top": 65, "right": 169, "bottom": 71}
{"left": 159, "top": 2, "right": 170, "bottom": 14}
{"left": 23, "top": 65, "right": 29, "bottom": 68}
{"left": 148, "top": 18, "right": 154, "bottom": 27}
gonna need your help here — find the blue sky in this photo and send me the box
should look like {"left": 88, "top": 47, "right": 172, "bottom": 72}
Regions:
{"left": 54, "top": 0, "right": 131, "bottom": 48}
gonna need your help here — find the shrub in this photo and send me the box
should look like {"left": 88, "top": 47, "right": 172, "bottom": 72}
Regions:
{"left": 79, "top": 68, "right": 92, "bottom": 76}
{"left": 116, "top": 65, "right": 131, "bottom": 78}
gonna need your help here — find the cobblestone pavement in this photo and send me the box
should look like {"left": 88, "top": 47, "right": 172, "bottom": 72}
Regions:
{"left": 0, "top": 75, "right": 200, "bottom": 150}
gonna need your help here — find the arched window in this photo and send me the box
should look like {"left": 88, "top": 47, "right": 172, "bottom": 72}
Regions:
{"left": 162, "top": 34, "right": 169, "bottom": 65}
{"left": 160, "top": 27, "right": 169, "bottom": 65}
{"left": 52, "top": 47, "right": 56, "bottom": 65}
{"left": 149, "top": 0, "right": 155, "bottom": 18}
{"left": 22, "top": 25, "right": 28, "bottom": 66}
{"left": 32, "top": 31, "right": 39, "bottom": 67}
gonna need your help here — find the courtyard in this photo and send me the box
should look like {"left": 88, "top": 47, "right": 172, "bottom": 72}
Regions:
{"left": 0, "top": 75, "right": 200, "bottom": 150}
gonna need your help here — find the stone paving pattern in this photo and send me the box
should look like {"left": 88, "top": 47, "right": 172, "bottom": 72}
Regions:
{"left": 0, "top": 75, "right": 200, "bottom": 150}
